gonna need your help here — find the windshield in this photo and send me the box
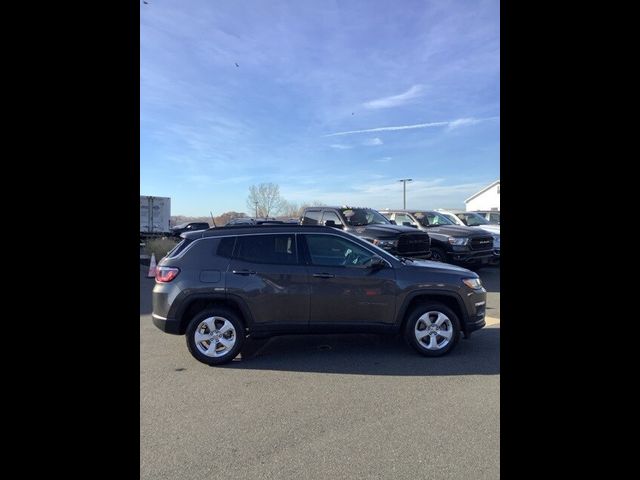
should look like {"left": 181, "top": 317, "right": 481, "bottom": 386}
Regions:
{"left": 413, "top": 212, "right": 455, "bottom": 227}
{"left": 341, "top": 208, "right": 391, "bottom": 226}
{"left": 457, "top": 212, "right": 491, "bottom": 226}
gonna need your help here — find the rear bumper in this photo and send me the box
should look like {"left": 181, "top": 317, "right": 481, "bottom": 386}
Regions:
{"left": 152, "top": 313, "right": 181, "bottom": 335}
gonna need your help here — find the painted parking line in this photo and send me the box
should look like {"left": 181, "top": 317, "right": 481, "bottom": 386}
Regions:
{"left": 485, "top": 316, "right": 500, "bottom": 326}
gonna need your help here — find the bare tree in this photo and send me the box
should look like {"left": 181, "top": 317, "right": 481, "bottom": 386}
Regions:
{"left": 246, "top": 183, "right": 285, "bottom": 218}
{"left": 280, "top": 200, "right": 300, "bottom": 218}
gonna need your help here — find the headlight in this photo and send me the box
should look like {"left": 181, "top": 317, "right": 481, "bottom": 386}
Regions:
{"left": 462, "top": 277, "right": 482, "bottom": 289}
{"left": 373, "top": 239, "right": 398, "bottom": 248}
{"left": 448, "top": 237, "right": 469, "bottom": 246}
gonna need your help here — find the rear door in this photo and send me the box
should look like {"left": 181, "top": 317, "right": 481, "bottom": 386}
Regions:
{"left": 226, "top": 234, "right": 309, "bottom": 327}
{"left": 300, "top": 233, "right": 397, "bottom": 326}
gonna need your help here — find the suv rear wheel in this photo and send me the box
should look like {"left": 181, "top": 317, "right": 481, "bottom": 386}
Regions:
{"left": 185, "top": 308, "right": 245, "bottom": 365}
{"left": 404, "top": 302, "right": 461, "bottom": 357}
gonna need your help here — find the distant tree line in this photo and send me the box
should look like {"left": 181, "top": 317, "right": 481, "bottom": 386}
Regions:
{"left": 170, "top": 182, "right": 323, "bottom": 227}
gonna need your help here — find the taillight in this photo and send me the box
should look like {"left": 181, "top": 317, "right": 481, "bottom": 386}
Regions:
{"left": 155, "top": 266, "right": 180, "bottom": 282}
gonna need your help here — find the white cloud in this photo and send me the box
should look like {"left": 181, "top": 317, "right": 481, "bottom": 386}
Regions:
{"left": 329, "top": 144, "right": 352, "bottom": 149}
{"left": 325, "top": 117, "right": 498, "bottom": 137}
{"left": 363, "top": 85, "right": 425, "bottom": 109}
{"left": 375, "top": 157, "right": 393, "bottom": 163}
{"left": 283, "top": 178, "right": 487, "bottom": 210}
{"left": 363, "top": 137, "right": 383, "bottom": 146}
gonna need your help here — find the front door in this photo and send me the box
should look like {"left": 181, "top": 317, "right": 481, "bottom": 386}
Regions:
{"left": 301, "top": 233, "right": 397, "bottom": 326}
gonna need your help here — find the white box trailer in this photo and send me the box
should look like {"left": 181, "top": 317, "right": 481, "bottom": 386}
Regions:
{"left": 140, "top": 196, "right": 171, "bottom": 234}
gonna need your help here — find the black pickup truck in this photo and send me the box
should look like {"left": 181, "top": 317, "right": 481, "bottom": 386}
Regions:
{"left": 380, "top": 209, "right": 495, "bottom": 267}
{"left": 300, "top": 206, "right": 431, "bottom": 258}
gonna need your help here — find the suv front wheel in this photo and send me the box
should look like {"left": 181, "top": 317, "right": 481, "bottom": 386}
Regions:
{"left": 185, "top": 308, "right": 246, "bottom": 365}
{"left": 404, "top": 302, "right": 461, "bottom": 357}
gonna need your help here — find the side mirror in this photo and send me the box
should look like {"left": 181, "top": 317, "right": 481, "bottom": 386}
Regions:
{"left": 389, "top": 220, "right": 397, "bottom": 225}
{"left": 402, "top": 222, "right": 413, "bottom": 227}
{"left": 324, "top": 220, "right": 343, "bottom": 229}
{"left": 367, "top": 255, "right": 387, "bottom": 270}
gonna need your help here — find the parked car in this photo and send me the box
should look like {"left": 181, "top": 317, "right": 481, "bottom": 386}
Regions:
{"left": 170, "top": 222, "right": 210, "bottom": 237}
{"left": 300, "top": 206, "right": 431, "bottom": 259}
{"left": 152, "top": 224, "right": 487, "bottom": 365}
{"left": 472, "top": 210, "right": 500, "bottom": 224}
{"left": 436, "top": 210, "right": 500, "bottom": 264}
{"left": 380, "top": 209, "right": 494, "bottom": 268}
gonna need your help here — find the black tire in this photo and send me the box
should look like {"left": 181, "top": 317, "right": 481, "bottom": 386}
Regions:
{"left": 404, "top": 302, "right": 461, "bottom": 357}
{"left": 429, "top": 247, "right": 447, "bottom": 262}
{"left": 185, "top": 308, "right": 245, "bottom": 365}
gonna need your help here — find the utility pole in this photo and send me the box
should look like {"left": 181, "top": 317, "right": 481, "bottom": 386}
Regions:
{"left": 254, "top": 201, "right": 258, "bottom": 218}
{"left": 398, "top": 179, "right": 413, "bottom": 209}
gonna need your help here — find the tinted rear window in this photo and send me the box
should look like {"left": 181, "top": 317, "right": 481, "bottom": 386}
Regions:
{"left": 235, "top": 234, "right": 297, "bottom": 265}
{"left": 216, "top": 237, "right": 236, "bottom": 258}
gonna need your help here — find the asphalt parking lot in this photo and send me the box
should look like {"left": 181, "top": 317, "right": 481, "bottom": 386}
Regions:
{"left": 140, "top": 265, "right": 500, "bottom": 479}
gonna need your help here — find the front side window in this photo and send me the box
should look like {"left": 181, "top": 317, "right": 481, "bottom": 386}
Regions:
{"left": 421, "top": 212, "right": 454, "bottom": 226}
{"left": 302, "top": 210, "right": 322, "bottom": 225}
{"left": 394, "top": 213, "right": 417, "bottom": 227}
{"left": 305, "top": 234, "right": 375, "bottom": 267}
{"left": 340, "top": 208, "right": 391, "bottom": 226}
{"left": 321, "top": 210, "right": 343, "bottom": 226}
{"left": 457, "top": 212, "right": 490, "bottom": 226}
{"left": 235, "top": 234, "right": 297, "bottom": 265}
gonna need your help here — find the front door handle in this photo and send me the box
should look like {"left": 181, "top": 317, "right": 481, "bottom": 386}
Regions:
{"left": 232, "top": 269, "right": 256, "bottom": 276}
{"left": 313, "top": 273, "right": 335, "bottom": 279}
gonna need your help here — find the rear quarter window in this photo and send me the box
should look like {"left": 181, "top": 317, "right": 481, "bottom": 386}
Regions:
{"left": 166, "top": 238, "right": 193, "bottom": 258}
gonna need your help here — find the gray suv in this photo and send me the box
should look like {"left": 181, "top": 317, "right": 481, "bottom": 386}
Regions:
{"left": 152, "top": 225, "right": 487, "bottom": 365}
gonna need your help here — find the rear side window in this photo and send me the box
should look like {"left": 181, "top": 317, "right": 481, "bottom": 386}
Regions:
{"left": 302, "top": 210, "right": 321, "bottom": 225}
{"left": 235, "top": 234, "right": 297, "bottom": 265}
{"left": 216, "top": 237, "right": 236, "bottom": 258}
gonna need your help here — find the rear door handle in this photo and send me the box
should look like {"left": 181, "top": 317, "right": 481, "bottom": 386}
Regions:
{"left": 232, "top": 269, "right": 256, "bottom": 276}
{"left": 313, "top": 273, "right": 335, "bottom": 279}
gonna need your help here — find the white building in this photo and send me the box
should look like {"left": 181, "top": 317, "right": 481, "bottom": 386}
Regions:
{"left": 465, "top": 180, "right": 500, "bottom": 211}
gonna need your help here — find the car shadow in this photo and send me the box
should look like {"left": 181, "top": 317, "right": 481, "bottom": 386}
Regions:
{"left": 220, "top": 327, "right": 499, "bottom": 376}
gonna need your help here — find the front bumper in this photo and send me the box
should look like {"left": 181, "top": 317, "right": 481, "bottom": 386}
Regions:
{"left": 462, "top": 292, "right": 487, "bottom": 337}
{"left": 448, "top": 250, "right": 494, "bottom": 264}
{"left": 465, "top": 313, "right": 486, "bottom": 335}
{"left": 152, "top": 313, "right": 181, "bottom": 334}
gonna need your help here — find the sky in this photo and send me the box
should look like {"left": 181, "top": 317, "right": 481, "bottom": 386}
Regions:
{"left": 140, "top": 0, "right": 500, "bottom": 216}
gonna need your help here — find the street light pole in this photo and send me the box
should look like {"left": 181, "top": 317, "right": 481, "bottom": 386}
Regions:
{"left": 398, "top": 178, "right": 413, "bottom": 209}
